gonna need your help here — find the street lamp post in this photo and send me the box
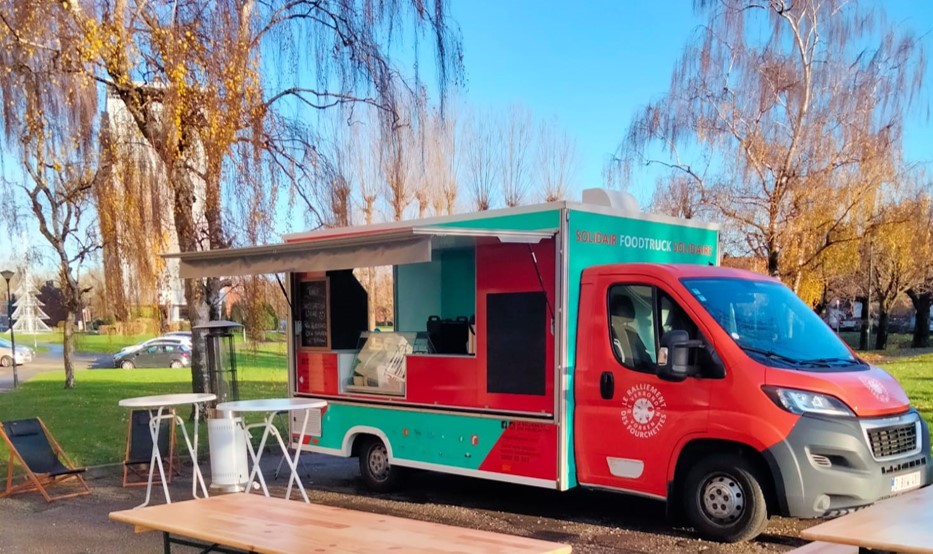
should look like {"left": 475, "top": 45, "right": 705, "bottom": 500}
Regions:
{"left": 1, "top": 269, "right": 17, "bottom": 389}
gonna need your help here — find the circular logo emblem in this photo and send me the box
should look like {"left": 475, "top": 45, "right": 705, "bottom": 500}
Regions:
{"left": 621, "top": 384, "right": 668, "bottom": 439}
{"left": 859, "top": 375, "right": 890, "bottom": 403}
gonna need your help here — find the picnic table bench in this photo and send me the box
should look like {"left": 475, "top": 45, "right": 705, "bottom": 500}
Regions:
{"left": 110, "top": 492, "right": 572, "bottom": 554}
{"left": 800, "top": 484, "right": 933, "bottom": 554}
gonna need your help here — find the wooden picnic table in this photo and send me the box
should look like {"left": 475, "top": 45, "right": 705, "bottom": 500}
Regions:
{"left": 800, "top": 485, "right": 933, "bottom": 554}
{"left": 110, "top": 492, "right": 573, "bottom": 554}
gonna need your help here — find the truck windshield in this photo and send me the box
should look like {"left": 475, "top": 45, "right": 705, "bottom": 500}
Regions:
{"left": 681, "top": 278, "right": 864, "bottom": 371}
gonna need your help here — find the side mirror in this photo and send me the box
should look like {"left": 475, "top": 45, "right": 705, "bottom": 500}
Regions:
{"left": 658, "top": 330, "right": 703, "bottom": 382}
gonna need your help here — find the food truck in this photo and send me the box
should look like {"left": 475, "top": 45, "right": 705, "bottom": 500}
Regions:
{"left": 169, "top": 189, "right": 931, "bottom": 542}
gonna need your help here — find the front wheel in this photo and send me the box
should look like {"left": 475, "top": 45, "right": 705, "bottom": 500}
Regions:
{"left": 683, "top": 453, "right": 768, "bottom": 543}
{"left": 0, "top": 355, "right": 11, "bottom": 367}
{"left": 358, "top": 436, "right": 405, "bottom": 492}
{"left": 121, "top": 360, "right": 135, "bottom": 369}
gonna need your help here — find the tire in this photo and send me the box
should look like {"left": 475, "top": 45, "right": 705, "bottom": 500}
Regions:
{"left": 170, "top": 360, "right": 183, "bottom": 369}
{"left": 121, "top": 360, "right": 135, "bottom": 369}
{"left": 0, "top": 355, "right": 10, "bottom": 367}
{"left": 683, "top": 453, "right": 769, "bottom": 543}
{"left": 358, "top": 436, "right": 405, "bottom": 492}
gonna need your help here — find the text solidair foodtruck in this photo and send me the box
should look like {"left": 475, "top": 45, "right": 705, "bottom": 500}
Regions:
{"left": 575, "top": 230, "right": 713, "bottom": 257}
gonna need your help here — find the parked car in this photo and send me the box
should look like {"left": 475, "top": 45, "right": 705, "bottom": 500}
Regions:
{"left": 0, "top": 337, "right": 33, "bottom": 367}
{"left": 113, "top": 340, "right": 191, "bottom": 369}
{"left": 117, "top": 335, "right": 191, "bottom": 356}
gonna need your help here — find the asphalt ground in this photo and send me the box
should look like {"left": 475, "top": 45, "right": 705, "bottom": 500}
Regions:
{"left": 0, "top": 448, "right": 817, "bottom": 554}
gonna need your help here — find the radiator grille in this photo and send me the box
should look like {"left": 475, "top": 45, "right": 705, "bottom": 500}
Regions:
{"left": 867, "top": 423, "right": 917, "bottom": 459}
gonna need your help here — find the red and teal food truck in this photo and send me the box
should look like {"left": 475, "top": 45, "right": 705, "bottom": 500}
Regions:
{"left": 170, "top": 190, "right": 931, "bottom": 542}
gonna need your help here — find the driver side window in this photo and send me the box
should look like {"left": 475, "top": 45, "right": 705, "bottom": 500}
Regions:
{"left": 608, "top": 285, "right": 656, "bottom": 372}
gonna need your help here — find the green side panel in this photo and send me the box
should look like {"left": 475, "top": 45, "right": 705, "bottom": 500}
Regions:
{"left": 431, "top": 210, "right": 560, "bottom": 231}
{"left": 563, "top": 209, "right": 719, "bottom": 487}
{"left": 318, "top": 404, "right": 504, "bottom": 469}
{"left": 439, "top": 248, "right": 476, "bottom": 318}
{"left": 395, "top": 262, "right": 442, "bottom": 332}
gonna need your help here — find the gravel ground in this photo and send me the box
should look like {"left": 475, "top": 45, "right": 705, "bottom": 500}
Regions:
{"left": 0, "top": 451, "right": 819, "bottom": 553}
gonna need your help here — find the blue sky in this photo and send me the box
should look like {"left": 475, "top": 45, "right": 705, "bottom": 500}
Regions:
{"left": 446, "top": 0, "right": 933, "bottom": 203}
{"left": 1, "top": 0, "right": 931, "bottom": 271}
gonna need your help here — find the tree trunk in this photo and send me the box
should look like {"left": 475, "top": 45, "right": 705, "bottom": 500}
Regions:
{"left": 62, "top": 311, "right": 76, "bottom": 389}
{"left": 907, "top": 289, "right": 932, "bottom": 348}
{"left": 875, "top": 309, "right": 889, "bottom": 351}
{"left": 858, "top": 295, "right": 870, "bottom": 350}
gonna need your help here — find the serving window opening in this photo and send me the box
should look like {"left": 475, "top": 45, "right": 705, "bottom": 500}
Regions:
{"left": 292, "top": 231, "right": 557, "bottom": 416}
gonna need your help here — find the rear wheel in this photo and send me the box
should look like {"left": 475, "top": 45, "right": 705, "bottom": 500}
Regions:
{"left": 169, "top": 360, "right": 183, "bottom": 369}
{"left": 683, "top": 453, "right": 768, "bottom": 543}
{"left": 121, "top": 360, "right": 135, "bottom": 369}
{"left": 0, "top": 355, "right": 10, "bottom": 367}
{"left": 358, "top": 436, "right": 405, "bottom": 492}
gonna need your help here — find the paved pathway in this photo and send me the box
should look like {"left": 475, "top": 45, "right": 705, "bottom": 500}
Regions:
{"left": 0, "top": 343, "right": 109, "bottom": 392}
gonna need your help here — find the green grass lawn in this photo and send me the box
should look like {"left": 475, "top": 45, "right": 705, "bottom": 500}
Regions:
{"left": 0, "top": 344, "right": 290, "bottom": 475}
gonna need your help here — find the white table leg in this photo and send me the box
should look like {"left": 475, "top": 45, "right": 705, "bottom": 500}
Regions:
{"left": 244, "top": 417, "right": 274, "bottom": 497}
{"left": 272, "top": 408, "right": 310, "bottom": 503}
{"left": 173, "top": 404, "right": 210, "bottom": 500}
{"left": 136, "top": 407, "right": 171, "bottom": 509}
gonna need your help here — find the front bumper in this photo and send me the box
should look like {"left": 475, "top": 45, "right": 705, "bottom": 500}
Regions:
{"left": 764, "top": 408, "right": 932, "bottom": 518}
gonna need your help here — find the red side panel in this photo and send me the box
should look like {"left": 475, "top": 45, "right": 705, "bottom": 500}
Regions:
{"left": 479, "top": 421, "right": 558, "bottom": 480}
{"left": 296, "top": 351, "right": 339, "bottom": 395}
{"left": 475, "top": 240, "right": 556, "bottom": 414}
{"left": 295, "top": 352, "right": 311, "bottom": 393}
{"left": 406, "top": 355, "right": 478, "bottom": 406}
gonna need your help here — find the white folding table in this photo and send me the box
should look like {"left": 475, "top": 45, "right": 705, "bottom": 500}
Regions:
{"left": 118, "top": 393, "right": 216, "bottom": 509}
{"left": 216, "top": 398, "right": 327, "bottom": 503}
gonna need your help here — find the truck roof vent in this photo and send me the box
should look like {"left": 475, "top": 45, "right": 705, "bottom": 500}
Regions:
{"left": 581, "top": 188, "right": 639, "bottom": 212}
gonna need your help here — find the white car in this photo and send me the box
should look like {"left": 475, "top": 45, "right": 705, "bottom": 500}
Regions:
{"left": 0, "top": 337, "right": 33, "bottom": 367}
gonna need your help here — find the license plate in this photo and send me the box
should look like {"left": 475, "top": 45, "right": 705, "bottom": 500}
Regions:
{"left": 890, "top": 470, "right": 922, "bottom": 493}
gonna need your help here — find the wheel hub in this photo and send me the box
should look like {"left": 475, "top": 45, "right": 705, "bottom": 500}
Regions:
{"left": 701, "top": 474, "right": 745, "bottom": 523}
{"left": 369, "top": 446, "right": 389, "bottom": 480}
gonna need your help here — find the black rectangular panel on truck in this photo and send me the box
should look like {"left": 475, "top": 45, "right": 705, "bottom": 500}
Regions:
{"left": 486, "top": 291, "right": 546, "bottom": 395}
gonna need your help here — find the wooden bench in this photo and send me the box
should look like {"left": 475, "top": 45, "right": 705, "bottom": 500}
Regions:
{"left": 800, "top": 485, "right": 933, "bottom": 553}
{"left": 787, "top": 541, "right": 857, "bottom": 554}
{"left": 110, "top": 493, "right": 572, "bottom": 553}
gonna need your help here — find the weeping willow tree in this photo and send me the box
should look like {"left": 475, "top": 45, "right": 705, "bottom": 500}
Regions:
{"left": 613, "top": 0, "right": 927, "bottom": 291}
{"left": 0, "top": 3, "right": 101, "bottom": 388}
{"left": 2, "top": 0, "right": 462, "bottom": 395}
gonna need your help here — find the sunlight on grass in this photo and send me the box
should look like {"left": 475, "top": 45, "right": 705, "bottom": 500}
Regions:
{"left": 0, "top": 352, "right": 289, "bottom": 472}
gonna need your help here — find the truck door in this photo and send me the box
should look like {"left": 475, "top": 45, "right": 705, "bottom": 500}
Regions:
{"left": 574, "top": 277, "right": 712, "bottom": 497}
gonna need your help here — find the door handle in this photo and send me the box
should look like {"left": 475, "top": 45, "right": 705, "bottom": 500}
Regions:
{"left": 599, "top": 371, "right": 614, "bottom": 400}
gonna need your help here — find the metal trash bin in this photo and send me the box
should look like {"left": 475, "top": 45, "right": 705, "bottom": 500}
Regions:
{"left": 207, "top": 412, "right": 249, "bottom": 493}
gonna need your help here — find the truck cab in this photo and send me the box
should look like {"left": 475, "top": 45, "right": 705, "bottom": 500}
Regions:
{"left": 574, "top": 263, "right": 931, "bottom": 542}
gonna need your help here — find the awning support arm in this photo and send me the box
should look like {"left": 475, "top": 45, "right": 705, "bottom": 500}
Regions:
{"left": 275, "top": 273, "right": 291, "bottom": 311}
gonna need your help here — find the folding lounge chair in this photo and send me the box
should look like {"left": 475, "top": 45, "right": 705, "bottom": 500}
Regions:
{"left": 0, "top": 417, "right": 90, "bottom": 502}
{"left": 123, "top": 409, "right": 178, "bottom": 487}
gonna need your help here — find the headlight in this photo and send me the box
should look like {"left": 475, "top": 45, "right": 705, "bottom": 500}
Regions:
{"left": 762, "top": 386, "right": 854, "bottom": 417}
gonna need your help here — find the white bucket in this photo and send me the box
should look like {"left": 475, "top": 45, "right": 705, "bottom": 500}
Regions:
{"left": 207, "top": 415, "right": 249, "bottom": 493}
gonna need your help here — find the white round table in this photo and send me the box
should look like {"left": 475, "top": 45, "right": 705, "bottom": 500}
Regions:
{"left": 216, "top": 398, "right": 327, "bottom": 503}
{"left": 119, "top": 393, "right": 217, "bottom": 508}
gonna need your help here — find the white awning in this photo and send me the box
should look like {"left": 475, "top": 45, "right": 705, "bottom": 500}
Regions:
{"left": 163, "top": 227, "right": 556, "bottom": 279}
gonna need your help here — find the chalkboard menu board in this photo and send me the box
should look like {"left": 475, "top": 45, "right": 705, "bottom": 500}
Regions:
{"left": 300, "top": 280, "right": 329, "bottom": 348}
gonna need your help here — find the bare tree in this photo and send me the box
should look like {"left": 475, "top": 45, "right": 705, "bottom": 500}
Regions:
{"left": 501, "top": 105, "right": 533, "bottom": 207}
{"left": 0, "top": 9, "right": 101, "bottom": 388}
{"left": 614, "top": 0, "right": 927, "bottom": 289}
{"left": 463, "top": 110, "right": 499, "bottom": 211}
{"left": 537, "top": 118, "right": 578, "bottom": 202}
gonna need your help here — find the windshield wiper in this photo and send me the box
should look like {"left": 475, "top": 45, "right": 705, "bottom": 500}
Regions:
{"left": 804, "top": 356, "right": 865, "bottom": 367}
{"left": 739, "top": 346, "right": 803, "bottom": 367}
